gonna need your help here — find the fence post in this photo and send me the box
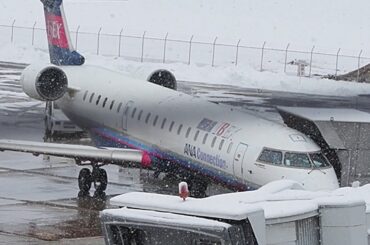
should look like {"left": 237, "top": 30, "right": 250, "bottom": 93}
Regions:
{"left": 118, "top": 28, "right": 123, "bottom": 57}
{"left": 284, "top": 43, "right": 290, "bottom": 73}
{"left": 235, "top": 39, "right": 241, "bottom": 66}
{"left": 260, "top": 41, "right": 266, "bottom": 71}
{"left": 335, "top": 48, "right": 341, "bottom": 77}
{"left": 31, "top": 21, "right": 37, "bottom": 46}
{"left": 309, "top": 45, "right": 315, "bottom": 77}
{"left": 141, "top": 31, "right": 146, "bottom": 63}
{"left": 97, "top": 27, "right": 102, "bottom": 55}
{"left": 75, "top": 25, "right": 80, "bottom": 49}
{"left": 188, "top": 35, "right": 194, "bottom": 65}
{"left": 212, "top": 37, "right": 218, "bottom": 67}
{"left": 357, "top": 49, "right": 363, "bottom": 82}
{"left": 11, "top": 19, "right": 16, "bottom": 43}
{"left": 163, "top": 32, "right": 169, "bottom": 63}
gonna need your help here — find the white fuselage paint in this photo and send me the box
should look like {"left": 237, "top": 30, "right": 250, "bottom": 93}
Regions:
{"left": 33, "top": 65, "right": 339, "bottom": 191}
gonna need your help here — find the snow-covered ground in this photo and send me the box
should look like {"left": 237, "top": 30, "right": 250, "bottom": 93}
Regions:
{"left": 1, "top": 0, "right": 370, "bottom": 96}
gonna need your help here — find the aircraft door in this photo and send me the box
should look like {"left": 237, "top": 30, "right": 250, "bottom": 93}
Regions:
{"left": 233, "top": 143, "right": 248, "bottom": 178}
{"left": 122, "top": 100, "right": 134, "bottom": 131}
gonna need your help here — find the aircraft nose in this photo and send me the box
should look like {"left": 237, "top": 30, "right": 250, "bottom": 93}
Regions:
{"left": 302, "top": 168, "right": 339, "bottom": 191}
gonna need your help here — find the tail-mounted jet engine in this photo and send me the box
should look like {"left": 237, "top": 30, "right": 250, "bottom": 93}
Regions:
{"left": 21, "top": 65, "right": 68, "bottom": 101}
{"left": 147, "top": 69, "right": 177, "bottom": 90}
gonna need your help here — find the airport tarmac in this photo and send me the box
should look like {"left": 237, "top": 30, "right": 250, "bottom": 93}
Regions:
{"left": 1, "top": 61, "right": 370, "bottom": 243}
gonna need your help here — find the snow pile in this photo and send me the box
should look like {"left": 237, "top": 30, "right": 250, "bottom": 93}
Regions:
{"left": 1, "top": 42, "right": 370, "bottom": 96}
{"left": 111, "top": 180, "right": 370, "bottom": 220}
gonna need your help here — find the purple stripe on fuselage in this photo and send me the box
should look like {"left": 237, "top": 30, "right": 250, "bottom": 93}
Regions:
{"left": 90, "top": 127, "right": 249, "bottom": 191}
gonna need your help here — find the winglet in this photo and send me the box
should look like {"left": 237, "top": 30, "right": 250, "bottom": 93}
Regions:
{"left": 41, "top": 0, "right": 85, "bottom": 66}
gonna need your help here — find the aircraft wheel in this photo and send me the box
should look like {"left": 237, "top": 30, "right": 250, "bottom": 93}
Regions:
{"left": 92, "top": 168, "right": 108, "bottom": 193}
{"left": 78, "top": 168, "right": 92, "bottom": 193}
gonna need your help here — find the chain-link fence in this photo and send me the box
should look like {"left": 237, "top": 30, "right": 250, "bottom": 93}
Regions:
{"left": 1, "top": 21, "right": 369, "bottom": 81}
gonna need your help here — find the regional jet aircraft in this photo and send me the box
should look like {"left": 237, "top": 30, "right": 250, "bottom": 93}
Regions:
{"left": 0, "top": 0, "right": 339, "bottom": 196}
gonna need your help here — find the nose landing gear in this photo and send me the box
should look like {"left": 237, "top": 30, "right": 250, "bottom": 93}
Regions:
{"left": 78, "top": 163, "right": 108, "bottom": 197}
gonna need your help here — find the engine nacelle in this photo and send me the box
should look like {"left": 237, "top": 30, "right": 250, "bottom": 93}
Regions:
{"left": 21, "top": 64, "right": 68, "bottom": 101}
{"left": 147, "top": 69, "right": 177, "bottom": 90}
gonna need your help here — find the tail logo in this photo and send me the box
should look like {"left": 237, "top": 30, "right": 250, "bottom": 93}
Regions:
{"left": 41, "top": 0, "right": 85, "bottom": 66}
{"left": 47, "top": 20, "right": 62, "bottom": 40}
{"left": 46, "top": 14, "right": 68, "bottom": 49}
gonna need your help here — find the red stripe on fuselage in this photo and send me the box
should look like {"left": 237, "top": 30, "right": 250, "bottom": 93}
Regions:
{"left": 45, "top": 13, "right": 69, "bottom": 49}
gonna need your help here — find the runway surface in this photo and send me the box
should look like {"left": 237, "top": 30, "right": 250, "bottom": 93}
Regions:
{"left": 0, "top": 61, "right": 369, "bottom": 243}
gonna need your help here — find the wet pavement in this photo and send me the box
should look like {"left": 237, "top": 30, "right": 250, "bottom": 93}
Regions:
{"left": 1, "top": 61, "right": 370, "bottom": 243}
{"left": 0, "top": 62, "right": 180, "bottom": 244}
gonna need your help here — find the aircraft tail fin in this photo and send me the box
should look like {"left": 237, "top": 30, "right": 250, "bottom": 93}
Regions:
{"left": 41, "top": 0, "right": 84, "bottom": 66}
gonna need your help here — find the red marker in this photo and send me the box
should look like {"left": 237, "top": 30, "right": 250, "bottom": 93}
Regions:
{"left": 179, "top": 182, "right": 189, "bottom": 201}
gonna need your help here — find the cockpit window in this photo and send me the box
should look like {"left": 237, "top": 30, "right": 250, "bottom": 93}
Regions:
{"left": 309, "top": 152, "right": 331, "bottom": 168}
{"left": 258, "top": 149, "right": 282, "bottom": 165}
{"left": 284, "top": 152, "right": 311, "bottom": 168}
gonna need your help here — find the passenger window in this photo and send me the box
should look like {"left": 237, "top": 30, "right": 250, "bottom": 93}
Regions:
{"left": 227, "top": 142, "right": 233, "bottom": 153}
{"left": 145, "top": 113, "right": 151, "bottom": 124}
{"left": 89, "top": 93, "right": 95, "bottom": 103}
{"left": 219, "top": 139, "right": 225, "bottom": 150}
{"left": 211, "top": 136, "right": 217, "bottom": 148}
{"left": 153, "top": 115, "right": 159, "bottom": 126}
{"left": 177, "top": 124, "right": 183, "bottom": 135}
{"left": 110, "top": 100, "right": 115, "bottom": 110}
{"left": 169, "top": 121, "right": 175, "bottom": 132}
{"left": 96, "top": 95, "right": 101, "bottom": 105}
{"left": 137, "top": 110, "right": 143, "bottom": 121}
{"left": 131, "top": 108, "right": 137, "bottom": 118}
{"left": 284, "top": 152, "right": 311, "bottom": 168}
{"left": 102, "top": 97, "right": 108, "bottom": 108}
{"left": 117, "top": 102, "right": 122, "bottom": 113}
{"left": 83, "top": 91, "right": 88, "bottom": 101}
{"left": 124, "top": 105, "right": 130, "bottom": 115}
{"left": 194, "top": 130, "right": 200, "bottom": 141}
{"left": 202, "top": 133, "right": 208, "bottom": 144}
{"left": 161, "top": 118, "right": 167, "bottom": 129}
{"left": 258, "top": 149, "right": 282, "bottom": 165}
{"left": 185, "top": 127, "right": 191, "bottom": 138}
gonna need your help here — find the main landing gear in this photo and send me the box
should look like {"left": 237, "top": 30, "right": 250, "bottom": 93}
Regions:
{"left": 78, "top": 163, "right": 108, "bottom": 198}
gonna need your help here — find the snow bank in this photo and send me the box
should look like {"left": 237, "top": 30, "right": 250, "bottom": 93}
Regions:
{"left": 1, "top": 43, "right": 370, "bottom": 97}
{"left": 111, "top": 180, "right": 370, "bottom": 220}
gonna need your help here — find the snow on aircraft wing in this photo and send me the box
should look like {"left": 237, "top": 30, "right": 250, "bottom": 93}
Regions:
{"left": 0, "top": 139, "right": 151, "bottom": 166}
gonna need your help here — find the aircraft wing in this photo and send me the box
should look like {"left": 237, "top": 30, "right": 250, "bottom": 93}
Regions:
{"left": 0, "top": 139, "right": 151, "bottom": 166}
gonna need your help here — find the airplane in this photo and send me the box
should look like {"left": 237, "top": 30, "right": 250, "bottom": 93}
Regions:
{"left": 0, "top": 0, "right": 339, "bottom": 197}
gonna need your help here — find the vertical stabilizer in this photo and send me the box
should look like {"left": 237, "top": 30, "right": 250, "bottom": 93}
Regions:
{"left": 41, "top": 0, "right": 85, "bottom": 65}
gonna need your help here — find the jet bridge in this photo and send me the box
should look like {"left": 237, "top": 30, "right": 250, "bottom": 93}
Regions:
{"left": 277, "top": 106, "right": 370, "bottom": 186}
